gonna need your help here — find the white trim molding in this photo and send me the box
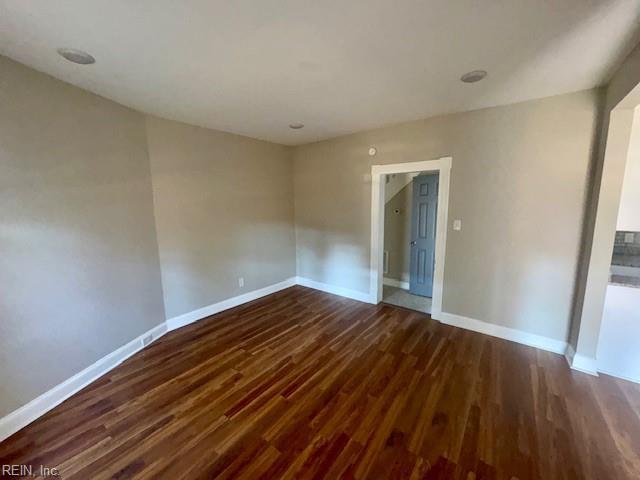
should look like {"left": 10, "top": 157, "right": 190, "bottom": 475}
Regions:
{"left": 597, "top": 368, "right": 639, "bottom": 384}
{"left": 370, "top": 157, "right": 452, "bottom": 316}
{"left": 166, "top": 277, "right": 297, "bottom": 330}
{"left": 435, "top": 311, "right": 568, "bottom": 355}
{"left": 296, "top": 276, "right": 374, "bottom": 303}
{"left": 0, "top": 322, "right": 167, "bottom": 442}
{"left": 565, "top": 345, "right": 599, "bottom": 376}
{"left": 383, "top": 277, "right": 410, "bottom": 290}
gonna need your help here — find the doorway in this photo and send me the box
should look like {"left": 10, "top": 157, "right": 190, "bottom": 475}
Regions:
{"left": 380, "top": 173, "right": 438, "bottom": 313}
{"left": 369, "top": 158, "right": 451, "bottom": 317}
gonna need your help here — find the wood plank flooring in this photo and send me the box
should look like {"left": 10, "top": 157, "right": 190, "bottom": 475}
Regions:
{"left": 1, "top": 285, "right": 639, "bottom": 479}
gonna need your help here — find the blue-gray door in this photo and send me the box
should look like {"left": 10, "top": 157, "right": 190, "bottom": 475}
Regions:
{"left": 409, "top": 174, "right": 438, "bottom": 297}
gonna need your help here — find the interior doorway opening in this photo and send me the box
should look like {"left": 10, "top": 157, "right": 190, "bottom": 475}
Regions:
{"left": 370, "top": 157, "right": 451, "bottom": 317}
{"left": 595, "top": 104, "right": 640, "bottom": 383}
{"left": 382, "top": 171, "right": 438, "bottom": 313}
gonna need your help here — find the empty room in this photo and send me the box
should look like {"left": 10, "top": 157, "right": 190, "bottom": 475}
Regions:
{"left": 1, "top": 1, "right": 640, "bottom": 479}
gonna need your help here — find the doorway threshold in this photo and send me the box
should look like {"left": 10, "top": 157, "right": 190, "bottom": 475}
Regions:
{"left": 382, "top": 285, "right": 432, "bottom": 314}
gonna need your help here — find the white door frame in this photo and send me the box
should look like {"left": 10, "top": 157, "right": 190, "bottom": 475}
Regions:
{"left": 369, "top": 157, "right": 452, "bottom": 316}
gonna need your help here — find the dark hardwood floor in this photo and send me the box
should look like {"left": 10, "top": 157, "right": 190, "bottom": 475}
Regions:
{"left": 1, "top": 285, "right": 639, "bottom": 479}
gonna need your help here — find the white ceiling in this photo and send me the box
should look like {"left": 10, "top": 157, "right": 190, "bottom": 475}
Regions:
{"left": 1, "top": 1, "right": 639, "bottom": 145}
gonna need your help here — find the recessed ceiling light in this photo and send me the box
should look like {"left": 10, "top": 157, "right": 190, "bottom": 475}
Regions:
{"left": 460, "top": 70, "right": 487, "bottom": 83}
{"left": 57, "top": 48, "right": 95, "bottom": 65}
{"left": 289, "top": 123, "right": 304, "bottom": 130}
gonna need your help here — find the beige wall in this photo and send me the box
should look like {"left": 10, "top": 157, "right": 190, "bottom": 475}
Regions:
{"left": 145, "top": 116, "right": 295, "bottom": 319}
{"left": 384, "top": 182, "right": 412, "bottom": 283}
{"left": 294, "top": 89, "right": 600, "bottom": 342}
{"left": 0, "top": 56, "right": 165, "bottom": 416}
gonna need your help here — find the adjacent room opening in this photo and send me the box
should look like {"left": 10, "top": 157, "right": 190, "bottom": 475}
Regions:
{"left": 370, "top": 157, "right": 451, "bottom": 316}
{"left": 382, "top": 171, "right": 439, "bottom": 313}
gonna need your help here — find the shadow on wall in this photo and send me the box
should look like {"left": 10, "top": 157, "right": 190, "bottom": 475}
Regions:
{"left": 491, "top": 112, "right": 595, "bottom": 340}
{"left": 164, "top": 220, "right": 295, "bottom": 315}
{"left": 146, "top": 116, "right": 296, "bottom": 319}
{"left": 0, "top": 208, "right": 165, "bottom": 415}
{"left": 295, "top": 225, "right": 370, "bottom": 294}
{"left": 488, "top": 253, "right": 574, "bottom": 339}
{"left": 383, "top": 177, "right": 413, "bottom": 284}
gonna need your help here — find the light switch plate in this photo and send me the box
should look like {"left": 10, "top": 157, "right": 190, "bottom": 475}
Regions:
{"left": 453, "top": 219, "right": 462, "bottom": 231}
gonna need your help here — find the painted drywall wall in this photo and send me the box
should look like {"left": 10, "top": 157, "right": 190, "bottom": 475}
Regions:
{"left": 384, "top": 182, "right": 413, "bottom": 283}
{"left": 617, "top": 107, "right": 640, "bottom": 231}
{"left": 570, "top": 41, "right": 640, "bottom": 359}
{"left": 597, "top": 285, "right": 640, "bottom": 382}
{"left": 0, "top": 56, "right": 166, "bottom": 417}
{"left": 145, "top": 116, "right": 296, "bottom": 319}
{"left": 384, "top": 173, "right": 415, "bottom": 204}
{"left": 293, "top": 89, "right": 599, "bottom": 342}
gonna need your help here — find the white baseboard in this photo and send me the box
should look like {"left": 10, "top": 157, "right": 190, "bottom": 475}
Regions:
{"left": 434, "top": 311, "right": 568, "bottom": 356}
{"left": 597, "top": 368, "right": 639, "bottom": 384}
{"left": 0, "top": 277, "right": 299, "bottom": 442}
{"left": 166, "top": 277, "right": 297, "bottom": 331}
{"left": 383, "top": 277, "right": 410, "bottom": 290}
{"left": 295, "top": 276, "right": 374, "bottom": 304}
{"left": 565, "top": 345, "right": 599, "bottom": 376}
{"left": 0, "top": 322, "right": 167, "bottom": 443}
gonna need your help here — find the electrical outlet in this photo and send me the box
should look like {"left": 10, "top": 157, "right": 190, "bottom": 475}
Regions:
{"left": 453, "top": 219, "right": 462, "bottom": 231}
{"left": 142, "top": 334, "right": 153, "bottom": 347}
{"left": 239, "top": 277, "right": 244, "bottom": 288}
{"left": 625, "top": 232, "right": 635, "bottom": 243}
